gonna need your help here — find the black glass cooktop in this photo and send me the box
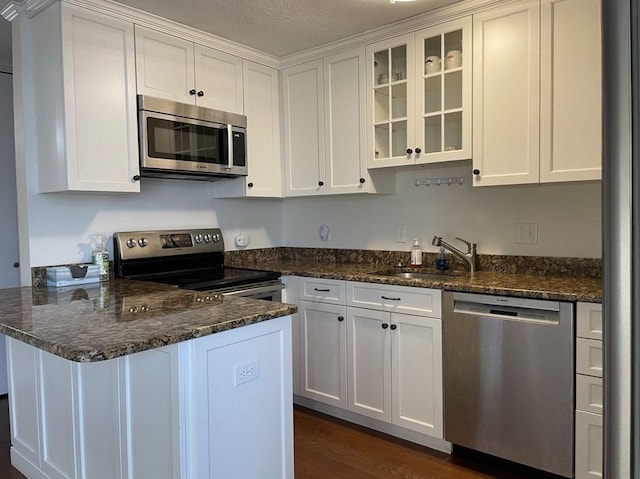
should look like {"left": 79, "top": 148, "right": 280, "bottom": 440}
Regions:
{"left": 127, "top": 266, "right": 280, "bottom": 292}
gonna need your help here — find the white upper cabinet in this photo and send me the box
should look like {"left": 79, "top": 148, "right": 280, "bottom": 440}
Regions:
{"left": 282, "top": 50, "right": 394, "bottom": 197}
{"left": 25, "top": 2, "right": 140, "bottom": 193}
{"left": 473, "top": 0, "right": 601, "bottom": 186}
{"left": 214, "top": 61, "right": 282, "bottom": 198}
{"left": 472, "top": 0, "right": 540, "bottom": 186}
{"left": 540, "top": 0, "right": 602, "bottom": 182}
{"left": 135, "top": 25, "right": 244, "bottom": 114}
{"left": 366, "top": 18, "right": 472, "bottom": 170}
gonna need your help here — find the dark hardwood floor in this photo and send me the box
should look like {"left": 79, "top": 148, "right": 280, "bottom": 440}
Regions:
{"left": 0, "top": 396, "right": 560, "bottom": 478}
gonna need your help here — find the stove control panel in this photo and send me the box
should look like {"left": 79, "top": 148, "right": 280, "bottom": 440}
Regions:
{"left": 114, "top": 228, "right": 225, "bottom": 260}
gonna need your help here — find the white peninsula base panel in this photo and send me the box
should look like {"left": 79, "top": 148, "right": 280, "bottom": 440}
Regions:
{"left": 6, "top": 316, "right": 293, "bottom": 479}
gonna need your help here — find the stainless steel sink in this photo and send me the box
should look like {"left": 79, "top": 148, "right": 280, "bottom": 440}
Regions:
{"left": 380, "top": 271, "right": 458, "bottom": 280}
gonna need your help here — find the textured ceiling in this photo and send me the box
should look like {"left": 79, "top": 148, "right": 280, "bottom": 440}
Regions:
{"left": 114, "top": 0, "right": 463, "bottom": 57}
{"left": 0, "top": 0, "right": 463, "bottom": 64}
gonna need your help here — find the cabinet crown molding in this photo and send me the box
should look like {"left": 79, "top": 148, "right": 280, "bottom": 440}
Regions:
{"left": 2, "top": 0, "right": 54, "bottom": 21}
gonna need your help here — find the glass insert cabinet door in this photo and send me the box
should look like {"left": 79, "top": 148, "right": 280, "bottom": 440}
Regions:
{"left": 366, "top": 34, "right": 415, "bottom": 168}
{"left": 415, "top": 17, "right": 471, "bottom": 162}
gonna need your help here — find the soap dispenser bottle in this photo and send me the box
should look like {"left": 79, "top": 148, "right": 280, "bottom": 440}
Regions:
{"left": 90, "top": 233, "right": 110, "bottom": 281}
{"left": 436, "top": 246, "right": 449, "bottom": 270}
{"left": 410, "top": 239, "right": 422, "bottom": 267}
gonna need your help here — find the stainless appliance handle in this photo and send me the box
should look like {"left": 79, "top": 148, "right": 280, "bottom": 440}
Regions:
{"left": 227, "top": 124, "right": 233, "bottom": 170}
{"left": 220, "top": 282, "right": 284, "bottom": 298}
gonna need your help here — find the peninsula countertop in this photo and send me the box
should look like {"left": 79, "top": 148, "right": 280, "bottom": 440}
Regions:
{"left": 0, "top": 278, "right": 297, "bottom": 362}
{"left": 240, "top": 260, "right": 602, "bottom": 303}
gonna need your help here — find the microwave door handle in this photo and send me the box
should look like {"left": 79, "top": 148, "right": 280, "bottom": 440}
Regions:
{"left": 226, "top": 124, "right": 233, "bottom": 170}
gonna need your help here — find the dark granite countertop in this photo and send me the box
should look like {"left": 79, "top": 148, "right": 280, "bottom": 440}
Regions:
{"left": 0, "top": 278, "right": 297, "bottom": 362}
{"left": 249, "top": 260, "right": 603, "bottom": 303}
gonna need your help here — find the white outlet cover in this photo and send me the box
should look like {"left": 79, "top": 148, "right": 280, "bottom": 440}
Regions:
{"left": 234, "top": 233, "right": 249, "bottom": 247}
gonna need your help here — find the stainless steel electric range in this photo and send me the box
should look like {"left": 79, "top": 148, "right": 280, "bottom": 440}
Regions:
{"left": 113, "top": 228, "right": 283, "bottom": 301}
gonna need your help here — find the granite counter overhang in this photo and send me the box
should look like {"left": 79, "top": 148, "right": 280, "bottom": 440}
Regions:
{"left": 0, "top": 278, "right": 298, "bottom": 362}
{"left": 253, "top": 260, "right": 603, "bottom": 303}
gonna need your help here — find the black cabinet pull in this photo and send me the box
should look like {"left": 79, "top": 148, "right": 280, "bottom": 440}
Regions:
{"left": 318, "top": 181, "right": 324, "bottom": 186}
{"left": 197, "top": 90, "right": 204, "bottom": 97}
{"left": 390, "top": 324, "right": 397, "bottom": 330}
{"left": 132, "top": 175, "right": 141, "bottom": 181}
{"left": 337, "top": 316, "right": 344, "bottom": 322}
{"left": 406, "top": 148, "right": 413, "bottom": 155}
{"left": 381, "top": 323, "right": 389, "bottom": 329}
{"left": 415, "top": 147, "right": 422, "bottom": 154}
{"left": 189, "top": 89, "right": 196, "bottom": 95}
{"left": 359, "top": 178, "right": 365, "bottom": 184}
{"left": 12, "top": 262, "right": 19, "bottom": 268}
{"left": 247, "top": 182, "right": 254, "bottom": 188}
{"left": 381, "top": 296, "right": 401, "bottom": 301}
{"left": 473, "top": 169, "right": 480, "bottom": 175}
{"left": 314, "top": 288, "right": 330, "bottom": 292}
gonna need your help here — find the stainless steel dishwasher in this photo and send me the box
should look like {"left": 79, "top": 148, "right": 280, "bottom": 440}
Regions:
{"left": 443, "top": 292, "right": 574, "bottom": 478}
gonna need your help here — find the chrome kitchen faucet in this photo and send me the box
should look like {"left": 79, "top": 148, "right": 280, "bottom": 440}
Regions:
{"left": 432, "top": 236, "right": 477, "bottom": 273}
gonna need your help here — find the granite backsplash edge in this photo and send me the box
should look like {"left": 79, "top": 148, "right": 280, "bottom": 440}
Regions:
{"left": 31, "top": 248, "right": 602, "bottom": 287}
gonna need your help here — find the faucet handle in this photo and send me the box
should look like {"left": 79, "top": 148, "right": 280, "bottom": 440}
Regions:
{"left": 454, "top": 237, "right": 474, "bottom": 253}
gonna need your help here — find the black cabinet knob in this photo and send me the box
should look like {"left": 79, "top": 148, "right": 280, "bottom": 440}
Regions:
{"left": 189, "top": 89, "right": 196, "bottom": 95}
{"left": 359, "top": 178, "right": 365, "bottom": 184}
{"left": 473, "top": 169, "right": 480, "bottom": 175}
{"left": 197, "top": 90, "right": 204, "bottom": 97}
{"left": 12, "top": 262, "right": 19, "bottom": 268}
{"left": 406, "top": 148, "right": 413, "bottom": 155}
{"left": 132, "top": 175, "right": 141, "bottom": 181}
{"left": 382, "top": 323, "right": 389, "bottom": 329}
{"left": 318, "top": 181, "right": 324, "bottom": 187}
{"left": 247, "top": 182, "right": 254, "bottom": 188}
{"left": 338, "top": 316, "right": 344, "bottom": 322}
{"left": 390, "top": 324, "right": 397, "bottom": 330}
{"left": 415, "top": 147, "right": 422, "bottom": 154}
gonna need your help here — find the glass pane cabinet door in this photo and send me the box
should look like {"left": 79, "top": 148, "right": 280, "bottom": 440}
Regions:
{"left": 416, "top": 17, "right": 471, "bottom": 163}
{"left": 367, "top": 35, "right": 414, "bottom": 168}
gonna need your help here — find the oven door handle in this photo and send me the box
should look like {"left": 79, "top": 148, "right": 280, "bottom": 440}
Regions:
{"left": 220, "top": 282, "right": 284, "bottom": 298}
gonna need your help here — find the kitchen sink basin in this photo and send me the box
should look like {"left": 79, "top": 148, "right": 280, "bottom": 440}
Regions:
{"left": 379, "top": 271, "right": 459, "bottom": 280}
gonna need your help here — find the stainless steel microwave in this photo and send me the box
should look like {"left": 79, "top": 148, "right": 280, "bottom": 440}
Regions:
{"left": 137, "top": 95, "right": 247, "bottom": 180}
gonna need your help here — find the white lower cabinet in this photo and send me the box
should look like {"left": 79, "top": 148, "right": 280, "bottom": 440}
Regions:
{"left": 6, "top": 316, "right": 293, "bottom": 479}
{"left": 295, "top": 277, "right": 444, "bottom": 443}
{"left": 298, "top": 299, "right": 348, "bottom": 408}
{"left": 347, "top": 307, "right": 442, "bottom": 437}
{"left": 575, "top": 302, "right": 603, "bottom": 479}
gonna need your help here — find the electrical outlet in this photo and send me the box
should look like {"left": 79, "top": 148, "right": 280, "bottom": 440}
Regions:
{"left": 397, "top": 226, "right": 407, "bottom": 243}
{"left": 234, "top": 360, "right": 260, "bottom": 386}
{"left": 515, "top": 223, "right": 538, "bottom": 244}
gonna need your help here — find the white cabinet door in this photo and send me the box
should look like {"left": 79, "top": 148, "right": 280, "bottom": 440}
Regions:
{"left": 33, "top": 5, "right": 139, "bottom": 193}
{"left": 282, "top": 60, "right": 326, "bottom": 196}
{"left": 134, "top": 25, "right": 195, "bottom": 105}
{"left": 391, "top": 313, "right": 443, "bottom": 437}
{"left": 366, "top": 33, "right": 416, "bottom": 169}
{"left": 298, "top": 300, "right": 347, "bottom": 408}
{"left": 324, "top": 48, "right": 367, "bottom": 194}
{"left": 194, "top": 44, "right": 244, "bottom": 114}
{"left": 214, "top": 61, "right": 282, "bottom": 198}
{"left": 414, "top": 16, "right": 472, "bottom": 163}
{"left": 575, "top": 410, "right": 603, "bottom": 478}
{"left": 346, "top": 307, "right": 391, "bottom": 422}
{"left": 472, "top": 0, "right": 540, "bottom": 186}
{"left": 540, "top": 0, "right": 601, "bottom": 182}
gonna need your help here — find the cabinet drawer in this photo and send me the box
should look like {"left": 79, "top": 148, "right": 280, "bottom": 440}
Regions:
{"left": 576, "top": 374, "right": 603, "bottom": 415}
{"left": 577, "top": 302, "right": 602, "bottom": 340}
{"left": 300, "top": 278, "right": 346, "bottom": 304}
{"left": 575, "top": 410, "right": 603, "bottom": 479}
{"left": 346, "top": 282, "right": 441, "bottom": 318}
{"left": 576, "top": 338, "right": 602, "bottom": 378}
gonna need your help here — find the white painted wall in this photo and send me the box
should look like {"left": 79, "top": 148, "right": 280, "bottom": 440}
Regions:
{"left": 22, "top": 178, "right": 283, "bottom": 267}
{"left": 282, "top": 164, "right": 602, "bottom": 258}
